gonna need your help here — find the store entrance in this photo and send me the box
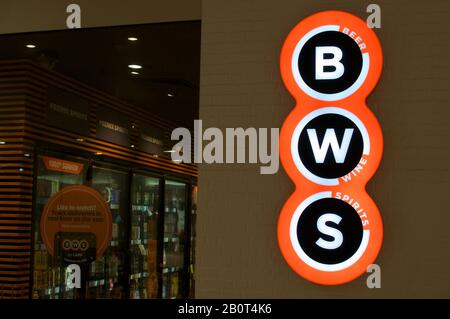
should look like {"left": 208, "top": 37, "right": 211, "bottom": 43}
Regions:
{"left": 32, "top": 150, "right": 193, "bottom": 299}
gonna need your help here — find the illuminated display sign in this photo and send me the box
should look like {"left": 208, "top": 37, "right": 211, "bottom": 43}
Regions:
{"left": 278, "top": 11, "right": 383, "bottom": 285}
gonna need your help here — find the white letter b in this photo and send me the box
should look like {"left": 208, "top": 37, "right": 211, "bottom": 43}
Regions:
{"left": 315, "top": 46, "right": 344, "bottom": 80}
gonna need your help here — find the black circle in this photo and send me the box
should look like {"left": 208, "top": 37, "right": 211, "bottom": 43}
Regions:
{"left": 80, "top": 241, "right": 88, "bottom": 250}
{"left": 63, "top": 240, "right": 71, "bottom": 250}
{"left": 298, "top": 31, "right": 363, "bottom": 94}
{"left": 297, "top": 197, "right": 363, "bottom": 265}
{"left": 298, "top": 113, "right": 364, "bottom": 179}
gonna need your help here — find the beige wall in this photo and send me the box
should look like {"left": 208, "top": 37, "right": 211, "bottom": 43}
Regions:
{"left": 197, "top": 0, "right": 450, "bottom": 298}
{"left": 0, "top": 0, "right": 201, "bottom": 34}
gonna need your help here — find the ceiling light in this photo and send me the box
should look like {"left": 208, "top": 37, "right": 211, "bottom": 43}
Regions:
{"left": 24, "top": 153, "right": 31, "bottom": 157}
{"left": 0, "top": 141, "right": 5, "bottom": 145}
{"left": 153, "top": 154, "right": 159, "bottom": 158}
{"left": 76, "top": 138, "right": 85, "bottom": 142}
{"left": 131, "top": 144, "right": 135, "bottom": 148}
{"left": 131, "top": 71, "right": 139, "bottom": 75}
{"left": 19, "top": 168, "right": 24, "bottom": 172}
{"left": 26, "top": 44, "right": 36, "bottom": 49}
{"left": 128, "top": 37, "right": 138, "bottom": 41}
{"left": 128, "top": 64, "right": 142, "bottom": 70}
{"left": 167, "top": 93, "right": 175, "bottom": 97}
{"left": 94, "top": 152, "right": 103, "bottom": 156}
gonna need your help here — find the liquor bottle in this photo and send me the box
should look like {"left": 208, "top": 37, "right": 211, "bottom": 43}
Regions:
{"left": 130, "top": 279, "right": 136, "bottom": 299}
{"left": 111, "top": 252, "right": 119, "bottom": 278}
{"left": 150, "top": 192, "right": 155, "bottom": 214}
{"left": 172, "top": 206, "right": 179, "bottom": 237}
{"left": 136, "top": 185, "right": 142, "bottom": 205}
{"left": 171, "top": 274, "right": 179, "bottom": 298}
{"left": 48, "top": 268, "right": 53, "bottom": 291}
{"left": 90, "top": 260, "right": 96, "bottom": 280}
{"left": 135, "top": 279, "right": 141, "bottom": 299}
{"left": 148, "top": 211, "right": 156, "bottom": 240}
{"left": 143, "top": 190, "right": 150, "bottom": 206}
{"left": 54, "top": 267, "right": 60, "bottom": 291}
{"left": 141, "top": 286, "right": 148, "bottom": 299}
{"left": 143, "top": 214, "right": 148, "bottom": 241}
{"left": 132, "top": 246, "right": 140, "bottom": 275}
{"left": 164, "top": 206, "right": 170, "bottom": 234}
{"left": 112, "top": 213, "right": 122, "bottom": 240}
{"left": 162, "top": 274, "right": 168, "bottom": 299}
{"left": 140, "top": 208, "right": 147, "bottom": 241}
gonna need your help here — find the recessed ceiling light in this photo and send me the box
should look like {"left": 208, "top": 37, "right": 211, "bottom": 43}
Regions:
{"left": 0, "top": 141, "right": 5, "bottom": 145}
{"left": 128, "top": 37, "right": 138, "bottom": 41}
{"left": 128, "top": 64, "right": 142, "bottom": 70}
{"left": 153, "top": 154, "right": 159, "bottom": 158}
{"left": 26, "top": 44, "right": 36, "bottom": 49}
{"left": 19, "top": 168, "right": 24, "bottom": 172}
{"left": 131, "top": 71, "right": 139, "bottom": 75}
{"left": 131, "top": 144, "right": 135, "bottom": 148}
{"left": 24, "top": 153, "right": 31, "bottom": 157}
{"left": 94, "top": 152, "right": 103, "bottom": 156}
{"left": 167, "top": 93, "right": 175, "bottom": 97}
{"left": 76, "top": 138, "right": 85, "bottom": 142}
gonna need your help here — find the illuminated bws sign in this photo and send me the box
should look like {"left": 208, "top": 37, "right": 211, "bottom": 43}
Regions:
{"left": 278, "top": 11, "right": 383, "bottom": 285}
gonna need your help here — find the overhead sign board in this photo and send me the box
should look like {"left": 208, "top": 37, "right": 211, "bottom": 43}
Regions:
{"left": 96, "top": 106, "right": 131, "bottom": 147}
{"left": 47, "top": 86, "right": 90, "bottom": 135}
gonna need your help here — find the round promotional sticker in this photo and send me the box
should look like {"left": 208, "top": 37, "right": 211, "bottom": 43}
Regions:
{"left": 40, "top": 185, "right": 113, "bottom": 261}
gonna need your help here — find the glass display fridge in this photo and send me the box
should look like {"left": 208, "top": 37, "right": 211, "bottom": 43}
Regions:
{"left": 162, "top": 180, "right": 187, "bottom": 299}
{"left": 31, "top": 150, "right": 195, "bottom": 299}
{"left": 129, "top": 174, "right": 160, "bottom": 299}
{"left": 189, "top": 185, "right": 198, "bottom": 298}
{"left": 32, "top": 153, "right": 87, "bottom": 299}
{"left": 87, "top": 166, "right": 129, "bottom": 299}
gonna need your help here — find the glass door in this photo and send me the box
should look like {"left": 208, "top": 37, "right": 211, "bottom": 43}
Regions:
{"left": 162, "top": 180, "right": 187, "bottom": 299}
{"left": 32, "top": 153, "right": 87, "bottom": 299}
{"left": 87, "top": 166, "right": 129, "bottom": 299}
{"left": 129, "top": 174, "right": 160, "bottom": 298}
{"left": 189, "top": 185, "right": 198, "bottom": 298}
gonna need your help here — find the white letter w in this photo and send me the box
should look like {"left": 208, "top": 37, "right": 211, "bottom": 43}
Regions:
{"left": 306, "top": 128, "right": 353, "bottom": 163}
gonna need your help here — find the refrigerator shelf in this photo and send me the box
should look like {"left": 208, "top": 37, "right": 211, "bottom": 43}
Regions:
{"left": 163, "top": 237, "right": 179, "bottom": 243}
{"left": 162, "top": 266, "right": 182, "bottom": 274}
{"left": 130, "top": 272, "right": 149, "bottom": 280}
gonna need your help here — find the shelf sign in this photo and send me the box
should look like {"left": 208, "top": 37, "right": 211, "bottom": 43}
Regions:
{"left": 139, "top": 125, "right": 165, "bottom": 155}
{"left": 47, "top": 86, "right": 90, "bottom": 135}
{"left": 40, "top": 185, "right": 112, "bottom": 263}
{"left": 96, "top": 106, "right": 131, "bottom": 147}
{"left": 43, "top": 156, "right": 84, "bottom": 175}
{"left": 278, "top": 11, "right": 383, "bottom": 285}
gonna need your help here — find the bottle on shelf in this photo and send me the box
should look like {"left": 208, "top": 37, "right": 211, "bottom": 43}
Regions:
{"left": 136, "top": 185, "right": 142, "bottom": 205}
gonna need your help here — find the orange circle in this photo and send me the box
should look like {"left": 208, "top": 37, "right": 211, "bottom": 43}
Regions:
{"left": 281, "top": 105, "right": 383, "bottom": 188}
{"left": 278, "top": 190, "right": 383, "bottom": 285}
{"left": 280, "top": 10, "right": 383, "bottom": 103}
{"left": 40, "top": 185, "right": 112, "bottom": 259}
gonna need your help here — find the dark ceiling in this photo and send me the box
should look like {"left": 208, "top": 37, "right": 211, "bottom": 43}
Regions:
{"left": 0, "top": 21, "right": 201, "bottom": 129}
